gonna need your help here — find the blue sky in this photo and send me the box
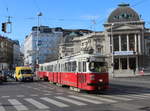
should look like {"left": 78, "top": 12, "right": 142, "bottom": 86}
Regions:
{"left": 0, "top": 0, "right": 150, "bottom": 44}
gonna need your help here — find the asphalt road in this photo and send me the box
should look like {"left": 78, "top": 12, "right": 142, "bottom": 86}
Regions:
{"left": 0, "top": 76, "right": 150, "bottom": 111}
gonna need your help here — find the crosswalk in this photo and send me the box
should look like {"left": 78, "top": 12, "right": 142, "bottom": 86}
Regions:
{"left": 0, "top": 93, "right": 150, "bottom": 111}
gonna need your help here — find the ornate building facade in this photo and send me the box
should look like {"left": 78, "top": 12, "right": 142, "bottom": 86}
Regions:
{"left": 0, "top": 36, "right": 14, "bottom": 70}
{"left": 59, "top": 3, "right": 150, "bottom": 77}
{"left": 104, "top": 3, "right": 150, "bottom": 76}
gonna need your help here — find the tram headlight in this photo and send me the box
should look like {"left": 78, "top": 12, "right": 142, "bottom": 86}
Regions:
{"left": 99, "top": 79, "right": 103, "bottom": 82}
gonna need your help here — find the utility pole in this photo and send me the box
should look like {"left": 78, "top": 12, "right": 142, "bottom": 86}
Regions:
{"left": 111, "top": 23, "right": 114, "bottom": 77}
{"left": 36, "top": 12, "right": 42, "bottom": 67}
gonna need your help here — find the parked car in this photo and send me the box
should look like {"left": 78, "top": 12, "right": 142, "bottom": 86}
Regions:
{"left": 0, "top": 70, "right": 7, "bottom": 82}
{"left": 0, "top": 71, "right": 3, "bottom": 83}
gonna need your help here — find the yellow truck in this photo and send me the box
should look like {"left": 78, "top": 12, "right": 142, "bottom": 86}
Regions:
{"left": 14, "top": 67, "right": 33, "bottom": 82}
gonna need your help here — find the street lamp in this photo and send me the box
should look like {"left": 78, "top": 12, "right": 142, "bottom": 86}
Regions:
{"left": 111, "top": 23, "right": 114, "bottom": 77}
{"left": 36, "top": 12, "right": 42, "bottom": 66}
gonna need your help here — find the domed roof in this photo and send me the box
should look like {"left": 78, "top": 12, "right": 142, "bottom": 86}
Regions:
{"left": 108, "top": 3, "right": 140, "bottom": 23}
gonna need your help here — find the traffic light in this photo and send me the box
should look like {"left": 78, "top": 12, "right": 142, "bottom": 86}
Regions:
{"left": 2, "top": 23, "right": 6, "bottom": 32}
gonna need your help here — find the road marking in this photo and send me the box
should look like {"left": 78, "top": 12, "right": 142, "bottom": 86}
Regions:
{"left": 44, "top": 94, "right": 51, "bottom": 96}
{"left": 30, "top": 94, "right": 38, "bottom": 97}
{"left": 43, "top": 90, "right": 51, "bottom": 93}
{"left": 1, "top": 96, "right": 10, "bottom": 98}
{"left": 56, "top": 93, "right": 63, "bottom": 95}
{"left": 41, "top": 97, "right": 69, "bottom": 107}
{"left": 121, "top": 95, "right": 144, "bottom": 99}
{"left": 8, "top": 99, "right": 28, "bottom": 111}
{"left": 102, "top": 95, "right": 132, "bottom": 101}
{"left": 56, "top": 96, "right": 87, "bottom": 106}
{"left": 143, "top": 93, "right": 150, "bottom": 96}
{"left": 33, "top": 88, "right": 39, "bottom": 90}
{"left": 68, "top": 95, "right": 102, "bottom": 104}
{"left": 0, "top": 103, "right": 5, "bottom": 111}
{"left": 17, "top": 95, "right": 25, "bottom": 98}
{"left": 82, "top": 95, "right": 117, "bottom": 103}
{"left": 131, "top": 94, "right": 150, "bottom": 98}
{"left": 24, "top": 98, "right": 49, "bottom": 109}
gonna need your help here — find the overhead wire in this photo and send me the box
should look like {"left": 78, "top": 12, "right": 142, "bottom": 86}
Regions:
{"left": 131, "top": 0, "right": 150, "bottom": 7}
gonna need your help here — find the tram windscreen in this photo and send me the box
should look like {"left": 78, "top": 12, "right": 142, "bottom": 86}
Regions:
{"left": 89, "top": 62, "right": 107, "bottom": 73}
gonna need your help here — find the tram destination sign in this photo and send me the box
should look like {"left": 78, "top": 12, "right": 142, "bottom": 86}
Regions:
{"left": 114, "top": 51, "right": 135, "bottom": 55}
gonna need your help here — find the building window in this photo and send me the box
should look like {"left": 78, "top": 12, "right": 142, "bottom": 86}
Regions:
{"left": 129, "top": 34, "right": 135, "bottom": 51}
{"left": 114, "top": 58, "right": 119, "bottom": 69}
{"left": 121, "top": 35, "right": 127, "bottom": 51}
{"left": 97, "top": 48, "right": 102, "bottom": 53}
{"left": 120, "top": 58, "right": 127, "bottom": 69}
{"left": 113, "top": 35, "right": 119, "bottom": 51}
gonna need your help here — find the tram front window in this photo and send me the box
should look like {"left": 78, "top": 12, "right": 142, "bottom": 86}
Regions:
{"left": 89, "top": 62, "right": 107, "bottom": 73}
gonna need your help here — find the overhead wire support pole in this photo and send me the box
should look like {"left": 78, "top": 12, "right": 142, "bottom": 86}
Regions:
{"left": 111, "top": 23, "right": 114, "bottom": 77}
{"left": 36, "top": 12, "right": 42, "bottom": 66}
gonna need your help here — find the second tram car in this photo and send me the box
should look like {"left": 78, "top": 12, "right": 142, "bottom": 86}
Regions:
{"left": 37, "top": 54, "right": 109, "bottom": 91}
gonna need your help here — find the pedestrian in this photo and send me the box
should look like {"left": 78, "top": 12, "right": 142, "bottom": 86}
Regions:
{"left": 132, "top": 65, "right": 136, "bottom": 75}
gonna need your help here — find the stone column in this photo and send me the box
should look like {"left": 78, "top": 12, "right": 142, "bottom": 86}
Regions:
{"left": 119, "top": 35, "right": 121, "bottom": 51}
{"left": 138, "top": 34, "right": 141, "bottom": 54}
{"left": 135, "top": 34, "right": 137, "bottom": 52}
{"left": 127, "top": 34, "right": 129, "bottom": 51}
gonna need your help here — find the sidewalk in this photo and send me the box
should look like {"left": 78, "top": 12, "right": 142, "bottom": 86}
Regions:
{"left": 109, "top": 72, "right": 150, "bottom": 78}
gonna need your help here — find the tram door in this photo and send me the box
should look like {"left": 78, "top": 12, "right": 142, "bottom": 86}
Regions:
{"left": 58, "top": 64, "right": 61, "bottom": 84}
{"left": 77, "top": 62, "right": 86, "bottom": 89}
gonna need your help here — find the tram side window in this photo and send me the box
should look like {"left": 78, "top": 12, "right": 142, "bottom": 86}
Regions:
{"left": 40, "top": 66, "right": 43, "bottom": 71}
{"left": 47, "top": 66, "right": 50, "bottom": 71}
{"left": 78, "top": 62, "right": 81, "bottom": 72}
{"left": 65, "top": 63, "right": 68, "bottom": 72}
{"left": 50, "top": 65, "right": 53, "bottom": 72}
{"left": 72, "top": 61, "right": 77, "bottom": 72}
{"left": 68, "top": 62, "right": 71, "bottom": 72}
{"left": 83, "top": 62, "right": 86, "bottom": 72}
{"left": 44, "top": 66, "right": 46, "bottom": 71}
{"left": 61, "top": 64, "right": 64, "bottom": 72}
{"left": 89, "top": 62, "right": 107, "bottom": 73}
{"left": 58, "top": 64, "right": 60, "bottom": 72}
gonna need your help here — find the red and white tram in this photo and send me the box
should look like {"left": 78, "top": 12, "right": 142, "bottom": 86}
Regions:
{"left": 37, "top": 54, "right": 109, "bottom": 91}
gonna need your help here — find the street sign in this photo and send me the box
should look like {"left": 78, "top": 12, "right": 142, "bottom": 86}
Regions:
{"left": 114, "top": 51, "right": 135, "bottom": 55}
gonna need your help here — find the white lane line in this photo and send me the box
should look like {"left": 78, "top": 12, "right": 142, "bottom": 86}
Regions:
{"left": 122, "top": 94, "right": 150, "bottom": 99}
{"left": 130, "top": 94, "right": 150, "bottom": 98}
{"left": 24, "top": 98, "right": 49, "bottom": 109}
{"left": 8, "top": 99, "right": 28, "bottom": 111}
{"left": 41, "top": 97, "right": 69, "bottom": 108}
{"left": 68, "top": 95, "right": 102, "bottom": 104}
{"left": 44, "top": 94, "right": 51, "bottom": 96}
{"left": 0, "top": 103, "right": 5, "bottom": 111}
{"left": 33, "top": 88, "right": 39, "bottom": 90}
{"left": 143, "top": 93, "right": 150, "bottom": 96}
{"left": 1, "top": 96, "right": 10, "bottom": 98}
{"left": 17, "top": 95, "right": 25, "bottom": 98}
{"left": 56, "top": 93, "right": 63, "bottom": 95}
{"left": 120, "top": 95, "right": 143, "bottom": 99}
{"left": 30, "top": 94, "right": 38, "bottom": 97}
{"left": 56, "top": 96, "right": 87, "bottom": 106}
{"left": 102, "top": 95, "right": 132, "bottom": 101}
{"left": 82, "top": 95, "right": 117, "bottom": 103}
{"left": 43, "top": 91, "right": 51, "bottom": 93}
